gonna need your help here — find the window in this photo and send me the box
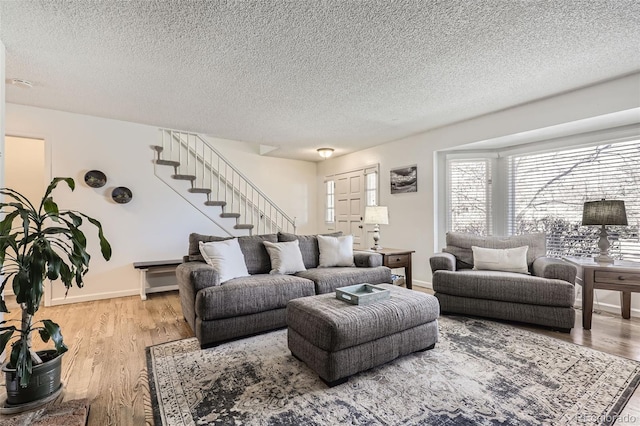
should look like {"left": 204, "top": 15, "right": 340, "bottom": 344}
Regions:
{"left": 365, "top": 171, "right": 378, "bottom": 206}
{"left": 444, "top": 138, "right": 640, "bottom": 261}
{"left": 447, "top": 159, "right": 492, "bottom": 236}
{"left": 325, "top": 180, "right": 335, "bottom": 223}
{"left": 509, "top": 140, "right": 640, "bottom": 261}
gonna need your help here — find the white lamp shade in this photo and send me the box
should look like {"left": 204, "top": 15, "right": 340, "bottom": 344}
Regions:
{"left": 364, "top": 206, "right": 389, "bottom": 225}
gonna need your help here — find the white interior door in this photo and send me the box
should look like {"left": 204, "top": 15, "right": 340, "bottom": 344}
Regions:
{"left": 334, "top": 169, "right": 365, "bottom": 248}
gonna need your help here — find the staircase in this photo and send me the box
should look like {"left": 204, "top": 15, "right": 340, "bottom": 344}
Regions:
{"left": 153, "top": 129, "right": 296, "bottom": 236}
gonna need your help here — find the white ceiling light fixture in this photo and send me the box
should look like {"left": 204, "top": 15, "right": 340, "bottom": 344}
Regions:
{"left": 9, "top": 78, "right": 33, "bottom": 89}
{"left": 317, "top": 148, "right": 334, "bottom": 159}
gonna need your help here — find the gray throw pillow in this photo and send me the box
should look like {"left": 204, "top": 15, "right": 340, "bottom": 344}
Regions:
{"left": 187, "top": 233, "right": 277, "bottom": 273}
{"left": 188, "top": 233, "right": 231, "bottom": 262}
{"left": 277, "top": 231, "right": 342, "bottom": 269}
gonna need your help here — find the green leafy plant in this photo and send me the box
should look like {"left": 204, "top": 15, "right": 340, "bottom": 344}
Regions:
{"left": 0, "top": 177, "right": 111, "bottom": 387}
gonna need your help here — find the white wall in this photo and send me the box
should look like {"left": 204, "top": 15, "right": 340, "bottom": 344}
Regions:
{"left": 5, "top": 103, "right": 317, "bottom": 305}
{"left": 317, "top": 73, "right": 640, "bottom": 314}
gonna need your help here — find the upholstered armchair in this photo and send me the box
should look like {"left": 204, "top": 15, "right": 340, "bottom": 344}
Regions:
{"left": 430, "top": 232, "right": 577, "bottom": 332}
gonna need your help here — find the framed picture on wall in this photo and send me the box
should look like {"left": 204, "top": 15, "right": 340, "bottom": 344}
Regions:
{"left": 390, "top": 165, "right": 417, "bottom": 194}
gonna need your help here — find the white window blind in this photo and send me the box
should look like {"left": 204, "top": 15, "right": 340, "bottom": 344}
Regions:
{"left": 509, "top": 140, "right": 640, "bottom": 261}
{"left": 447, "top": 159, "right": 492, "bottom": 236}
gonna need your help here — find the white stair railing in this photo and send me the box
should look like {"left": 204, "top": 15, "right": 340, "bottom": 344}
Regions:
{"left": 157, "top": 128, "right": 296, "bottom": 235}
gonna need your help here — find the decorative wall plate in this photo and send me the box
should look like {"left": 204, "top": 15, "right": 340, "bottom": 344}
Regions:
{"left": 111, "top": 187, "right": 133, "bottom": 204}
{"left": 84, "top": 170, "right": 107, "bottom": 188}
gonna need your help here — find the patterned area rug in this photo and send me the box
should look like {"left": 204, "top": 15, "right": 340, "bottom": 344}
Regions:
{"left": 147, "top": 316, "right": 640, "bottom": 425}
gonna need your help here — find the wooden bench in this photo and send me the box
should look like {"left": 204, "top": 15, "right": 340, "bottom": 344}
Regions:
{"left": 133, "top": 259, "right": 183, "bottom": 300}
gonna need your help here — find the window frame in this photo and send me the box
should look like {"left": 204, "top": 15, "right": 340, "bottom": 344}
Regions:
{"left": 445, "top": 157, "right": 494, "bottom": 236}
{"left": 438, "top": 126, "right": 640, "bottom": 259}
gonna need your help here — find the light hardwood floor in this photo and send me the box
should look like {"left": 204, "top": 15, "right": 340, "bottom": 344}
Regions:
{"left": 1, "top": 290, "right": 639, "bottom": 425}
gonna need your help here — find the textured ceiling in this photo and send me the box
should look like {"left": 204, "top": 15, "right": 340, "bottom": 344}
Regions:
{"left": 1, "top": 1, "right": 639, "bottom": 162}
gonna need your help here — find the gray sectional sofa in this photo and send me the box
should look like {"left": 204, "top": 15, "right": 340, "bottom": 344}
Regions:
{"left": 430, "top": 232, "right": 577, "bottom": 331}
{"left": 177, "top": 232, "right": 392, "bottom": 347}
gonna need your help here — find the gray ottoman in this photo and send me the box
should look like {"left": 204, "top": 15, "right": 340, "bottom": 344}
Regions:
{"left": 287, "top": 284, "right": 440, "bottom": 386}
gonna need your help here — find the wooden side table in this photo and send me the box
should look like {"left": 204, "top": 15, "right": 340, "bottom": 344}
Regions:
{"left": 134, "top": 259, "right": 183, "bottom": 300}
{"left": 564, "top": 257, "right": 640, "bottom": 330}
{"left": 362, "top": 248, "right": 415, "bottom": 289}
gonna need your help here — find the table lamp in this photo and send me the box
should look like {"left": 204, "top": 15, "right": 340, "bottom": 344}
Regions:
{"left": 364, "top": 206, "right": 389, "bottom": 250}
{"left": 582, "top": 199, "right": 628, "bottom": 263}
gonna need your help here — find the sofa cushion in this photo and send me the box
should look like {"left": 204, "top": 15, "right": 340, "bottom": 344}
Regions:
{"left": 188, "top": 232, "right": 277, "bottom": 274}
{"left": 318, "top": 235, "right": 355, "bottom": 267}
{"left": 263, "top": 240, "right": 306, "bottom": 275}
{"left": 432, "top": 270, "right": 575, "bottom": 307}
{"left": 296, "top": 266, "right": 392, "bottom": 294}
{"left": 199, "top": 239, "right": 249, "bottom": 283}
{"left": 472, "top": 246, "right": 529, "bottom": 274}
{"left": 277, "top": 231, "right": 342, "bottom": 269}
{"left": 443, "top": 232, "right": 546, "bottom": 270}
{"left": 195, "top": 274, "right": 315, "bottom": 321}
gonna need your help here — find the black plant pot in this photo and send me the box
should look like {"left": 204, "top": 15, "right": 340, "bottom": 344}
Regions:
{"left": 2, "top": 349, "right": 63, "bottom": 406}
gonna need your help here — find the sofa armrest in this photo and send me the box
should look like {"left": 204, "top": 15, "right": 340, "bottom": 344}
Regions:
{"left": 532, "top": 257, "right": 577, "bottom": 284}
{"left": 176, "top": 262, "right": 221, "bottom": 332}
{"left": 177, "top": 262, "right": 221, "bottom": 291}
{"left": 354, "top": 251, "right": 383, "bottom": 267}
{"left": 430, "top": 253, "right": 456, "bottom": 273}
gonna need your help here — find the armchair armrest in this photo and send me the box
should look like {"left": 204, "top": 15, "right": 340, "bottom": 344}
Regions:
{"left": 430, "top": 253, "right": 456, "bottom": 273}
{"left": 354, "top": 251, "right": 383, "bottom": 267}
{"left": 532, "top": 257, "right": 577, "bottom": 284}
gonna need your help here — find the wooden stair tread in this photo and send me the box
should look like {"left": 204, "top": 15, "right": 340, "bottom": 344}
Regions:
{"left": 234, "top": 224, "right": 254, "bottom": 230}
{"left": 204, "top": 201, "right": 227, "bottom": 207}
{"left": 188, "top": 188, "right": 211, "bottom": 194}
{"left": 220, "top": 212, "right": 241, "bottom": 218}
{"left": 155, "top": 159, "right": 180, "bottom": 167}
{"left": 171, "top": 174, "right": 196, "bottom": 181}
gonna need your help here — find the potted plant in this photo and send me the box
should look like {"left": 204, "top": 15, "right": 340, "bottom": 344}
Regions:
{"left": 0, "top": 177, "right": 111, "bottom": 406}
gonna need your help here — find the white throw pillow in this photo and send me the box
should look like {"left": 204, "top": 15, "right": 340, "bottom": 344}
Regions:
{"left": 263, "top": 240, "right": 307, "bottom": 275}
{"left": 199, "top": 239, "right": 249, "bottom": 283}
{"left": 472, "top": 245, "right": 529, "bottom": 274}
{"left": 317, "top": 235, "right": 355, "bottom": 267}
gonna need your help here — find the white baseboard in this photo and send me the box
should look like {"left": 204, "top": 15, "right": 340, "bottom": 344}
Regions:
{"left": 574, "top": 298, "right": 640, "bottom": 318}
{"left": 413, "top": 280, "right": 432, "bottom": 290}
{"left": 48, "top": 289, "right": 140, "bottom": 306}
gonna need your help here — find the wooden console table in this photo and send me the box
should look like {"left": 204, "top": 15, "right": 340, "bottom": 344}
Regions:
{"left": 564, "top": 257, "right": 640, "bottom": 330}
{"left": 134, "top": 259, "right": 183, "bottom": 300}
{"left": 361, "top": 248, "right": 415, "bottom": 289}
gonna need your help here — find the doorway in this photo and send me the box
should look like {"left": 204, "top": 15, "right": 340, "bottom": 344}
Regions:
{"left": 3, "top": 135, "right": 47, "bottom": 297}
{"left": 329, "top": 165, "right": 379, "bottom": 249}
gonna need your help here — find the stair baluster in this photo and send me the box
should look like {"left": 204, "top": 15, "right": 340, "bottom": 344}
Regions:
{"left": 152, "top": 128, "right": 296, "bottom": 236}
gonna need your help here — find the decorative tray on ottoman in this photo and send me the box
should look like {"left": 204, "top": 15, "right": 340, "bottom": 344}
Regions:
{"left": 335, "top": 284, "right": 391, "bottom": 305}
